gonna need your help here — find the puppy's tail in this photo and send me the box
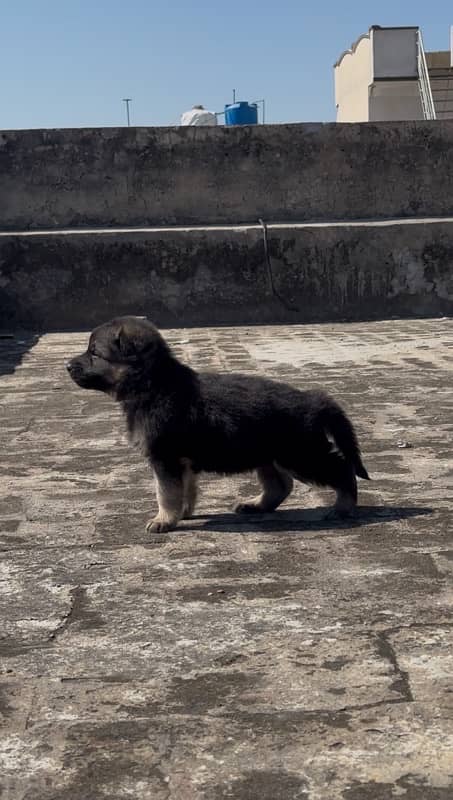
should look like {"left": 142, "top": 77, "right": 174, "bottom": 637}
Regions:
{"left": 322, "top": 401, "right": 370, "bottom": 480}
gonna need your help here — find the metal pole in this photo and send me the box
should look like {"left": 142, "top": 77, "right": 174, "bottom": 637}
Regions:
{"left": 233, "top": 88, "right": 236, "bottom": 104}
{"left": 252, "top": 99, "right": 266, "bottom": 124}
{"left": 122, "top": 98, "right": 132, "bottom": 126}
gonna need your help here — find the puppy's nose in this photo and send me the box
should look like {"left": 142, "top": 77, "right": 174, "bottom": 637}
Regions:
{"left": 65, "top": 361, "right": 73, "bottom": 372}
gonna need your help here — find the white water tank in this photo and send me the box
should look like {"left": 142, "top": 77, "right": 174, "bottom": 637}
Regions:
{"left": 180, "top": 105, "right": 217, "bottom": 126}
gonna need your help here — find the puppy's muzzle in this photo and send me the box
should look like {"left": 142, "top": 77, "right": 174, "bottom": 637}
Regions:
{"left": 66, "top": 358, "right": 85, "bottom": 384}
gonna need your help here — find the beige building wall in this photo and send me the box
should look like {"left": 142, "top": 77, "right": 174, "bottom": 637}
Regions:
{"left": 335, "top": 26, "right": 426, "bottom": 122}
{"left": 335, "top": 33, "right": 372, "bottom": 122}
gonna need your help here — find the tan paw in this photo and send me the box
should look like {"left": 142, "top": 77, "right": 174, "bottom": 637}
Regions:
{"left": 146, "top": 517, "right": 177, "bottom": 533}
{"left": 182, "top": 505, "right": 195, "bottom": 520}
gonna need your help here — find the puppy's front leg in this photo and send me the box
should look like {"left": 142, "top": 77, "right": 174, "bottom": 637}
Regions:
{"left": 146, "top": 460, "right": 184, "bottom": 533}
{"left": 182, "top": 461, "right": 198, "bottom": 519}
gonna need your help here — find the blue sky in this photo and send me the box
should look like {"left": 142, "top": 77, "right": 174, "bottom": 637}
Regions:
{"left": 1, "top": 1, "right": 452, "bottom": 129}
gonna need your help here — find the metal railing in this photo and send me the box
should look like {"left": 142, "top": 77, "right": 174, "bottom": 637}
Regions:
{"left": 417, "top": 30, "right": 437, "bottom": 120}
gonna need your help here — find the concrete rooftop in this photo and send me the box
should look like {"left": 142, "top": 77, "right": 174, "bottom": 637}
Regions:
{"left": 1, "top": 318, "right": 453, "bottom": 799}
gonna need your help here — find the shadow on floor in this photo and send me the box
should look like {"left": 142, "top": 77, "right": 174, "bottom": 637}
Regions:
{"left": 0, "top": 332, "right": 40, "bottom": 378}
{"left": 195, "top": 505, "right": 433, "bottom": 534}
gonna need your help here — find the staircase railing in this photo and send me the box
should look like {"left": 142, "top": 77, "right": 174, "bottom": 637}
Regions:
{"left": 417, "top": 30, "right": 436, "bottom": 119}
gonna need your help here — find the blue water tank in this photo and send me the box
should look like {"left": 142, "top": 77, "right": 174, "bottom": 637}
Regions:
{"left": 224, "top": 101, "right": 258, "bottom": 126}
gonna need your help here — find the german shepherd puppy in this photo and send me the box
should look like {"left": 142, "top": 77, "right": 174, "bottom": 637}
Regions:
{"left": 67, "top": 317, "right": 369, "bottom": 532}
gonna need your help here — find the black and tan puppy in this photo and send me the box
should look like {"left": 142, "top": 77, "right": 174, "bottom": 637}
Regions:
{"left": 67, "top": 316, "right": 369, "bottom": 532}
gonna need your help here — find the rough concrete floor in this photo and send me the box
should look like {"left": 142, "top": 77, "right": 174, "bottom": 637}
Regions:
{"left": 1, "top": 319, "right": 453, "bottom": 800}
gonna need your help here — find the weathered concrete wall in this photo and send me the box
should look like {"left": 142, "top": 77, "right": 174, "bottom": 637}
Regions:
{"left": 2, "top": 220, "right": 452, "bottom": 330}
{"left": 3, "top": 122, "right": 453, "bottom": 230}
{"left": 3, "top": 122, "right": 453, "bottom": 329}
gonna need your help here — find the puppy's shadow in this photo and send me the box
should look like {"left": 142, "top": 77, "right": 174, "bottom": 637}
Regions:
{"left": 191, "top": 505, "right": 433, "bottom": 534}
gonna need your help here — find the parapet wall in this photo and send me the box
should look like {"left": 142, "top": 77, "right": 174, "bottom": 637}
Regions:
{"left": 2, "top": 220, "right": 452, "bottom": 330}
{"left": 1, "top": 121, "right": 453, "bottom": 329}
{"left": 3, "top": 121, "right": 453, "bottom": 230}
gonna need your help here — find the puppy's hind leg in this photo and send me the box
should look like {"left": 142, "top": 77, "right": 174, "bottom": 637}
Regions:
{"left": 288, "top": 451, "right": 358, "bottom": 519}
{"left": 235, "top": 464, "right": 293, "bottom": 514}
{"left": 334, "top": 470, "right": 357, "bottom": 517}
{"left": 146, "top": 460, "right": 184, "bottom": 533}
{"left": 326, "top": 455, "right": 358, "bottom": 518}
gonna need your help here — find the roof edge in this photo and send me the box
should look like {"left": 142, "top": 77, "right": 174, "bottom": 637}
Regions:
{"left": 334, "top": 29, "right": 372, "bottom": 68}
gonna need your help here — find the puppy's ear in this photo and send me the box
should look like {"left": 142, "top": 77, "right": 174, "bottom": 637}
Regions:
{"left": 114, "top": 324, "right": 157, "bottom": 360}
{"left": 113, "top": 325, "right": 124, "bottom": 352}
{"left": 114, "top": 326, "right": 136, "bottom": 358}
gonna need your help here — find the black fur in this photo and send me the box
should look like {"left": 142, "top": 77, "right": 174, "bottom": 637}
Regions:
{"left": 66, "top": 316, "right": 370, "bottom": 531}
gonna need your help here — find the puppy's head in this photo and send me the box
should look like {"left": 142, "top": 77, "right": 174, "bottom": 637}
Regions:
{"left": 66, "top": 316, "right": 169, "bottom": 396}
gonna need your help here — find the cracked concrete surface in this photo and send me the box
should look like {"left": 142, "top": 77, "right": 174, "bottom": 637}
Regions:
{"left": 1, "top": 318, "right": 453, "bottom": 799}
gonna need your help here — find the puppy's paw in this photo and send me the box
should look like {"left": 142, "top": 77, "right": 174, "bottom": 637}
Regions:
{"left": 146, "top": 517, "right": 177, "bottom": 534}
{"left": 234, "top": 502, "right": 261, "bottom": 515}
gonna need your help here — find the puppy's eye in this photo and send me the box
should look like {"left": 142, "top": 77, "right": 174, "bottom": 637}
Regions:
{"left": 92, "top": 350, "right": 110, "bottom": 362}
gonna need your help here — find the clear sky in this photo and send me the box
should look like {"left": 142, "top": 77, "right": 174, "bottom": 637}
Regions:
{"left": 1, "top": 0, "right": 452, "bottom": 129}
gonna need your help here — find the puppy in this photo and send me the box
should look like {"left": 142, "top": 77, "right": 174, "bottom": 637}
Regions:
{"left": 67, "top": 316, "right": 369, "bottom": 532}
